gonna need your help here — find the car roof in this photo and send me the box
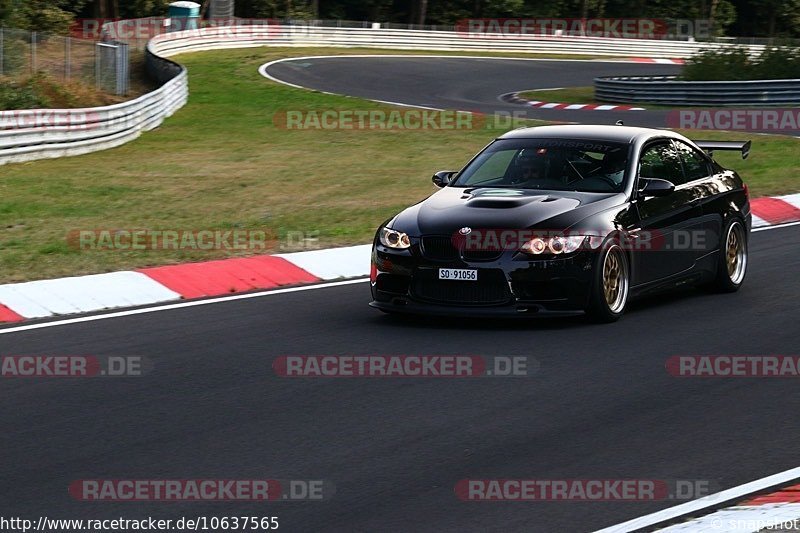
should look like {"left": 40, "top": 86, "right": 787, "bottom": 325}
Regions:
{"left": 497, "top": 124, "right": 680, "bottom": 144}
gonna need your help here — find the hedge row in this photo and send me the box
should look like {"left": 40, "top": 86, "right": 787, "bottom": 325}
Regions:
{"left": 683, "top": 46, "right": 800, "bottom": 80}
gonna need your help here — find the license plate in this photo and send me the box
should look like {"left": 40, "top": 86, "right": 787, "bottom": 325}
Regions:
{"left": 438, "top": 268, "right": 478, "bottom": 281}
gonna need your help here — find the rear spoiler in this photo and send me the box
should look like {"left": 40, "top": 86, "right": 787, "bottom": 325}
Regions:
{"left": 693, "top": 140, "right": 751, "bottom": 160}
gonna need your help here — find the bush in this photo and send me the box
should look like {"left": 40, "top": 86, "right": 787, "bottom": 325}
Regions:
{"left": 0, "top": 77, "right": 51, "bottom": 109}
{"left": 1, "top": 34, "right": 27, "bottom": 76}
{"left": 0, "top": 72, "right": 122, "bottom": 110}
{"left": 753, "top": 46, "right": 800, "bottom": 79}
{"left": 6, "top": 2, "right": 75, "bottom": 35}
{"left": 683, "top": 47, "right": 752, "bottom": 80}
{"left": 683, "top": 46, "right": 800, "bottom": 80}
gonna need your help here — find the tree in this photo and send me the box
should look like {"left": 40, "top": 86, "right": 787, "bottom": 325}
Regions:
{"left": 117, "top": 0, "right": 170, "bottom": 19}
{"left": 1, "top": 0, "right": 88, "bottom": 33}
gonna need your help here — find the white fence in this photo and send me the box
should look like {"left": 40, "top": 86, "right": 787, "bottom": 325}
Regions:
{"left": 0, "top": 26, "right": 130, "bottom": 94}
{"left": 150, "top": 25, "right": 760, "bottom": 59}
{"left": 0, "top": 69, "right": 186, "bottom": 165}
{"left": 0, "top": 24, "right": 759, "bottom": 166}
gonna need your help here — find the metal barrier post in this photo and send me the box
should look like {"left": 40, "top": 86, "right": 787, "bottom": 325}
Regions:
{"left": 30, "top": 30, "right": 36, "bottom": 73}
{"left": 65, "top": 35, "right": 71, "bottom": 80}
{"left": 95, "top": 41, "right": 100, "bottom": 90}
{"left": 116, "top": 42, "right": 129, "bottom": 96}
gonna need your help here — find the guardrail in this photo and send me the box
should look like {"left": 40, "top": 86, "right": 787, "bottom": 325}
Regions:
{"left": 0, "top": 24, "right": 763, "bottom": 166}
{"left": 147, "top": 25, "right": 757, "bottom": 58}
{"left": 0, "top": 72, "right": 186, "bottom": 165}
{"left": 0, "top": 34, "right": 187, "bottom": 166}
{"left": 595, "top": 75, "right": 800, "bottom": 105}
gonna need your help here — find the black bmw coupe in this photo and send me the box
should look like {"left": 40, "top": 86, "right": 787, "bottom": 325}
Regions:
{"left": 370, "top": 125, "right": 751, "bottom": 322}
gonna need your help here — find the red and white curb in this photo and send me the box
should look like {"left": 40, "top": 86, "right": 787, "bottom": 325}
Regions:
{"left": 598, "top": 472, "right": 800, "bottom": 533}
{"left": 0, "top": 245, "right": 371, "bottom": 324}
{"left": 629, "top": 57, "right": 685, "bottom": 64}
{"left": 751, "top": 192, "right": 800, "bottom": 228}
{"left": 0, "top": 193, "right": 798, "bottom": 324}
{"left": 656, "top": 488, "right": 800, "bottom": 532}
{"left": 526, "top": 100, "right": 646, "bottom": 112}
{"left": 503, "top": 92, "right": 646, "bottom": 111}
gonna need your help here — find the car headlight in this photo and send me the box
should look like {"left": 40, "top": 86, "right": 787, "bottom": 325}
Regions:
{"left": 379, "top": 227, "right": 411, "bottom": 249}
{"left": 521, "top": 235, "right": 587, "bottom": 255}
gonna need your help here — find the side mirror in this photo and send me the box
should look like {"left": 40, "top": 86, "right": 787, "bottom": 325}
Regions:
{"left": 638, "top": 177, "right": 675, "bottom": 198}
{"left": 432, "top": 170, "right": 457, "bottom": 188}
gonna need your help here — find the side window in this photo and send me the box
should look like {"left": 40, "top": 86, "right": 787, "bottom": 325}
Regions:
{"left": 639, "top": 142, "right": 684, "bottom": 186}
{"left": 675, "top": 141, "right": 710, "bottom": 183}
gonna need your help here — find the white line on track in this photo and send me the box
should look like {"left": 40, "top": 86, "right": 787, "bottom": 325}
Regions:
{"left": 0, "top": 52, "right": 795, "bottom": 533}
{"left": 257, "top": 54, "right": 674, "bottom": 113}
{"left": 1, "top": 57, "right": 795, "bottom": 336}
{"left": 259, "top": 54, "right": 657, "bottom": 70}
{"left": 595, "top": 466, "right": 800, "bottom": 532}
{"left": 259, "top": 57, "right": 449, "bottom": 111}
{"left": 259, "top": 61, "right": 444, "bottom": 112}
{"left": 0, "top": 221, "right": 795, "bottom": 335}
{"left": 0, "top": 278, "right": 369, "bottom": 335}
{"left": 753, "top": 219, "right": 800, "bottom": 232}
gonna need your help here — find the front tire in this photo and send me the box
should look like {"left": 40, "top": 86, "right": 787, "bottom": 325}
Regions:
{"left": 586, "top": 240, "right": 630, "bottom": 323}
{"left": 711, "top": 217, "right": 748, "bottom": 292}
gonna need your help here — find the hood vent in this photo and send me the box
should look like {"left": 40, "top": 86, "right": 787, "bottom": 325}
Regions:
{"left": 465, "top": 195, "right": 548, "bottom": 209}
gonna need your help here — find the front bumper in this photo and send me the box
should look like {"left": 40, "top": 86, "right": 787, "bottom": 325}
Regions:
{"left": 370, "top": 241, "right": 596, "bottom": 316}
{"left": 368, "top": 299, "right": 584, "bottom": 318}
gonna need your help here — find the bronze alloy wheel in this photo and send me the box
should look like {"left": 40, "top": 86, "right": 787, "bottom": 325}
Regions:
{"left": 602, "top": 245, "right": 629, "bottom": 314}
{"left": 726, "top": 221, "right": 747, "bottom": 285}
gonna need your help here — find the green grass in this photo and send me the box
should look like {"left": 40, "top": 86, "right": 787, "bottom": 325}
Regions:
{"left": 0, "top": 46, "right": 798, "bottom": 284}
{"left": 518, "top": 86, "right": 598, "bottom": 105}
{"left": 681, "top": 131, "right": 800, "bottom": 195}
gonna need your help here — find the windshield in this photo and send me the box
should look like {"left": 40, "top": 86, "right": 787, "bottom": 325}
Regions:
{"left": 452, "top": 138, "right": 631, "bottom": 193}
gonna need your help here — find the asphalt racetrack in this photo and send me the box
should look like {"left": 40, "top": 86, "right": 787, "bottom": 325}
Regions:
{"left": 262, "top": 56, "right": 682, "bottom": 127}
{"left": 2, "top": 224, "right": 799, "bottom": 531}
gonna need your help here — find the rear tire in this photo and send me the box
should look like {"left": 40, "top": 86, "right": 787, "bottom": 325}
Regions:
{"left": 711, "top": 217, "right": 748, "bottom": 292}
{"left": 586, "top": 240, "right": 630, "bottom": 323}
